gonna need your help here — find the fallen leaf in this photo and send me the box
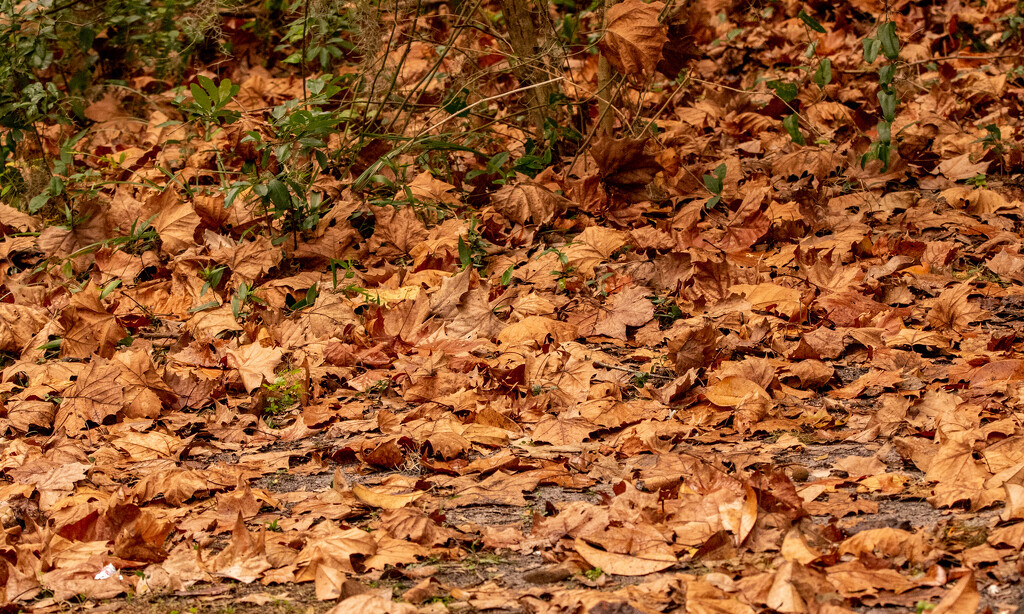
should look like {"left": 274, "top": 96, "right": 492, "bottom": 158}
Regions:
{"left": 352, "top": 483, "right": 425, "bottom": 510}
{"left": 574, "top": 537, "right": 676, "bottom": 576}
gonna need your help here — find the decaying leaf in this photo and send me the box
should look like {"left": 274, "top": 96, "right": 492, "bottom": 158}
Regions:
{"left": 599, "top": 0, "right": 669, "bottom": 79}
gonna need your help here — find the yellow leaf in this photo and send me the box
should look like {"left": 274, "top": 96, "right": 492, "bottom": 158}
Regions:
{"left": 704, "top": 376, "right": 769, "bottom": 408}
{"left": 352, "top": 483, "right": 425, "bottom": 510}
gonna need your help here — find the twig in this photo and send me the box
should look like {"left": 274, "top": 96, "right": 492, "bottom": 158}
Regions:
{"left": 422, "top": 76, "right": 565, "bottom": 134}
{"left": 906, "top": 53, "right": 1023, "bottom": 67}
{"left": 300, "top": 0, "right": 310, "bottom": 104}
{"left": 594, "top": 360, "right": 674, "bottom": 380}
{"left": 596, "top": 0, "right": 614, "bottom": 137}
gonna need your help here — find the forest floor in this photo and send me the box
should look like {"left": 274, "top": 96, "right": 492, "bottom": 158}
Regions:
{"left": 6, "top": 0, "right": 1024, "bottom": 612}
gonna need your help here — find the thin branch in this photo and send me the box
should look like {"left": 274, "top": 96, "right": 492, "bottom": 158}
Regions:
{"left": 421, "top": 76, "right": 566, "bottom": 134}
{"left": 594, "top": 361, "right": 673, "bottom": 380}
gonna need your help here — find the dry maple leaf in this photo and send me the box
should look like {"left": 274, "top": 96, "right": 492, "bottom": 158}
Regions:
{"left": 491, "top": 181, "right": 569, "bottom": 226}
{"left": 59, "top": 284, "right": 129, "bottom": 359}
{"left": 220, "top": 235, "right": 283, "bottom": 287}
{"left": 599, "top": 0, "right": 668, "bottom": 79}
{"left": 151, "top": 188, "right": 200, "bottom": 254}
{"left": 211, "top": 513, "right": 273, "bottom": 583}
{"left": 0, "top": 304, "right": 49, "bottom": 354}
{"left": 531, "top": 415, "right": 597, "bottom": 445}
{"left": 591, "top": 136, "right": 662, "bottom": 188}
{"left": 925, "top": 283, "right": 984, "bottom": 333}
{"left": 593, "top": 285, "right": 655, "bottom": 340}
{"left": 352, "top": 483, "right": 425, "bottom": 510}
{"left": 934, "top": 153, "right": 990, "bottom": 181}
{"left": 666, "top": 321, "right": 719, "bottom": 375}
{"left": 53, "top": 360, "right": 124, "bottom": 432}
{"left": 226, "top": 342, "right": 285, "bottom": 392}
{"left": 325, "top": 594, "right": 417, "bottom": 614}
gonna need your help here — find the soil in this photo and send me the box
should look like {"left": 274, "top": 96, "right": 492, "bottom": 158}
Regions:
{"left": 80, "top": 429, "right": 1023, "bottom": 614}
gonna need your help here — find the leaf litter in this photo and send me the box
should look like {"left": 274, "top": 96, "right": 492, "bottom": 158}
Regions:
{"left": 5, "top": 0, "right": 1024, "bottom": 613}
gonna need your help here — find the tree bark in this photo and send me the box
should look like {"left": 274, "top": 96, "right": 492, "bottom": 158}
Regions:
{"left": 499, "top": 0, "right": 557, "bottom": 139}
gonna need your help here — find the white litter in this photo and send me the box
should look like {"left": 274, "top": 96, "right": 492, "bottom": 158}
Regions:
{"left": 94, "top": 563, "right": 119, "bottom": 580}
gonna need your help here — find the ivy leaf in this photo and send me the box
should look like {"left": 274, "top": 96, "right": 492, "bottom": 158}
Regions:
{"left": 863, "top": 37, "right": 881, "bottom": 64}
{"left": 879, "top": 63, "right": 896, "bottom": 86}
{"left": 878, "top": 22, "right": 900, "bottom": 59}
{"left": 783, "top": 114, "right": 805, "bottom": 145}
{"left": 813, "top": 58, "right": 832, "bottom": 88}
{"left": 877, "top": 120, "right": 892, "bottom": 143}
{"left": 458, "top": 236, "right": 472, "bottom": 270}
{"left": 878, "top": 90, "right": 897, "bottom": 123}
{"left": 798, "top": 10, "right": 826, "bottom": 33}
{"left": 767, "top": 80, "right": 799, "bottom": 102}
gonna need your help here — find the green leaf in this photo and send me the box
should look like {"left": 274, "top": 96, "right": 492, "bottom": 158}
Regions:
{"left": 860, "top": 140, "right": 891, "bottom": 171}
{"left": 217, "top": 79, "right": 236, "bottom": 106}
{"left": 877, "top": 90, "right": 897, "bottom": 123}
{"left": 703, "top": 173, "right": 719, "bottom": 194}
{"left": 703, "top": 163, "right": 726, "bottom": 195}
{"left": 878, "top": 63, "right": 896, "bottom": 86}
{"left": 878, "top": 22, "right": 899, "bottom": 60}
{"left": 314, "top": 149, "right": 329, "bottom": 171}
{"left": 877, "top": 120, "right": 891, "bottom": 143}
{"left": 188, "top": 301, "right": 220, "bottom": 313}
{"left": 783, "top": 114, "right": 805, "bottom": 145}
{"left": 190, "top": 82, "right": 211, "bottom": 113}
{"left": 705, "top": 195, "right": 722, "bottom": 209}
{"left": 798, "top": 10, "right": 826, "bottom": 33}
{"left": 863, "top": 37, "right": 881, "bottom": 63}
{"left": 713, "top": 163, "right": 726, "bottom": 181}
{"left": 28, "top": 193, "right": 49, "bottom": 213}
{"left": 266, "top": 178, "right": 291, "bottom": 211}
{"left": 458, "top": 236, "right": 471, "bottom": 270}
{"left": 197, "top": 75, "right": 216, "bottom": 98}
{"left": 767, "top": 80, "right": 799, "bottom": 102}
{"left": 813, "top": 58, "right": 832, "bottom": 88}
{"left": 100, "top": 279, "right": 121, "bottom": 300}
{"left": 78, "top": 28, "right": 96, "bottom": 51}
{"left": 501, "top": 265, "right": 514, "bottom": 286}
{"left": 442, "top": 88, "right": 471, "bottom": 118}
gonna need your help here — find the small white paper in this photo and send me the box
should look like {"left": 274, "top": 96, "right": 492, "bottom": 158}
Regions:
{"left": 94, "top": 563, "right": 118, "bottom": 580}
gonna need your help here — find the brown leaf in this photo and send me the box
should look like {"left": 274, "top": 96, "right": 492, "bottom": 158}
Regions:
{"left": 573, "top": 538, "right": 676, "bottom": 576}
{"left": 491, "top": 181, "right": 569, "bottom": 226}
{"left": 151, "top": 189, "right": 200, "bottom": 254}
{"left": 211, "top": 513, "right": 272, "bottom": 583}
{"left": 226, "top": 342, "right": 285, "bottom": 392}
{"left": 54, "top": 360, "right": 124, "bottom": 432}
{"left": 666, "top": 321, "right": 720, "bottom": 375}
{"left": 352, "top": 483, "right": 425, "bottom": 510}
{"left": 599, "top": 0, "right": 668, "bottom": 79}
{"left": 926, "top": 284, "right": 984, "bottom": 334}
{"left": 0, "top": 304, "right": 49, "bottom": 353}
{"left": 934, "top": 153, "right": 990, "bottom": 181}
{"left": 591, "top": 136, "right": 662, "bottom": 188}
{"left": 324, "top": 593, "right": 417, "bottom": 614}
{"left": 531, "top": 415, "right": 597, "bottom": 445}
{"left": 593, "top": 285, "right": 654, "bottom": 340}
{"left": 60, "top": 284, "right": 129, "bottom": 359}
{"left": 932, "top": 573, "right": 979, "bottom": 614}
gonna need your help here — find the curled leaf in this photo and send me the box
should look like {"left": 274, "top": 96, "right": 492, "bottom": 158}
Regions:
{"left": 574, "top": 538, "right": 676, "bottom": 576}
{"left": 352, "top": 483, "right": 425, "bottom": 510}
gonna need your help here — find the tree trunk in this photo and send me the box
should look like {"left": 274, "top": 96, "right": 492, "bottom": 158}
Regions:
{"left": 499, "top": 0, "right": 557, "bottom": 139}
